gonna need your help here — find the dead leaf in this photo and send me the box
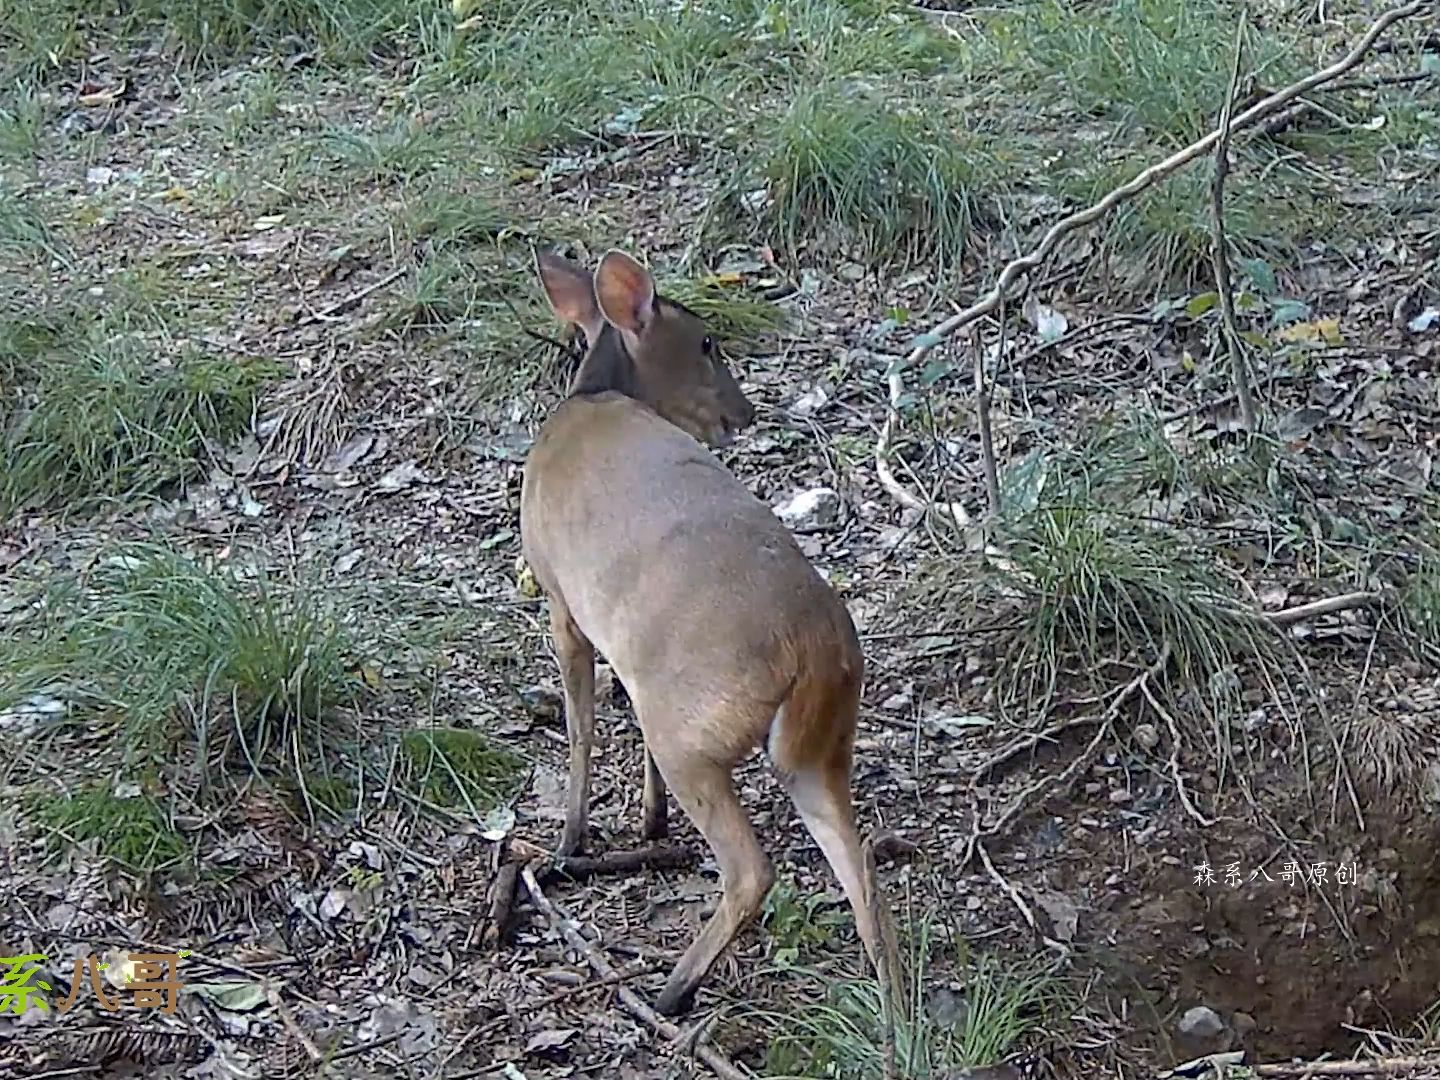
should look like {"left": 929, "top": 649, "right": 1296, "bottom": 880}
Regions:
{"left": 1034, "top": 890, "right": 1079, "bottom": 942}
{"left": 76, "top": 81, "right": 125, "bottom": 107}
{"left": 1274, "top": 406, "right": 1329, "bottom": 442}
{"left": 531, "top": 767, "right": 568, "bottom": 822}
{"left": 702, "top": 271, "right": 746, "bottom": 287}
{"left": 334, "top": 549, "right": 364, "bottom": 575}
{"left": 1276, "top": 318, "right": 1343, "bottom": 346}
{"left": 238, "top": 230, "right": 294, "bottom": 258}
{"left": 376, "top": 461, "right": 426, "bottom": 492}
{"left": 525, "top": 1028, "right": 578, "bottom": 1056}
{"left": 481, "top": 806, "right": 515, "bottom": 842}
{"left": 1409, "top": 307, "right": 1439, "bottom": 333}
{"left": 323, "top": 432, "right": 377, "bottom": 473}
{"left": 188, "top": 982, "right": 269, "bottom": 1012}
{"left": 1023, "top": 294, "right": 1068, "bottom": 342}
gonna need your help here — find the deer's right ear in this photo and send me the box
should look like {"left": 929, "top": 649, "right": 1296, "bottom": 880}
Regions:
{"left": 535, "top": 250, "right": 603, "bottom": 344}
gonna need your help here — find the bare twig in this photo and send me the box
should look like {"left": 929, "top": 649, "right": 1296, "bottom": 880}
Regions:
{"left": 1211, "top": 14, "right": 1261, "bottom": 432}
{"left": 508, "top": 838, "right": 700, "bottom": 880}
{"left": 1139, "top": 676, "right": 1217, "bottom": 828}
{"left": 1253, "top": 1055, "right": 1440, "bottom": 1077}
{"left": 970, "top": 713, "right": 1108, "bottom": 781}
{"left": 874, "top": 0, "right": 1426, "bottom": 518}
{"left": 1266, "top": 591, "right": 1383, "bottom": 627}
{"left": 972, "top": 325, "right": 1001, "bottom": 518}
{"left": 266, "top": 984, "right": 325, "bottom": 1064}
{"left": 519, "top": 865, "right": 752, "bottom": 1080}
{"left": 976, "top": 841, "right": 1069, "bottom": 955}
{"left": 295, "top": 267, "right": 407, "bottom": 327}
{"left": 960, "top": 646, "right": 1172, "bottom": 864}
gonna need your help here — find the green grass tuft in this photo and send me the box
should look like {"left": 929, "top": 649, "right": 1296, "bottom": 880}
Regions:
{"left": 0, "top": 310, "right": 282, "bottom": 514}
{"left": 660, "top": 276, "right": 789, "bottom": 354}
{"left": 29, "top": 782, "right": 189, "bottom": 874}
{"left": 924, "top": 409, "right": 1280, "bottom": 716}
{"left": 7, "top": 543, "right": 360, "bottom": 784}
{"left": 751, "top": 916, "right": 1063, "bottom": 1079}
{"left": 756, "top": 83, "right": 993, "bottom": 270}
{"left": 399, "top": 726, "right": 525, "bottom": 815}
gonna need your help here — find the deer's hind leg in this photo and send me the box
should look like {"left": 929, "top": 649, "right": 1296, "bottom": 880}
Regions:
{"left": 548, "top": 598, "right": 596, "bottom": 857}
{"left": 641, "top": 749, "right": 669, "bottom": 840}
{"left": 647, "top": 745, "right": 774, "bottom": 1016}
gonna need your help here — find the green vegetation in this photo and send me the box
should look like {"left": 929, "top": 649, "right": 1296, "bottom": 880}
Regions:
{"left": 29, "top": 782, "right": 190, "bottom": 874}
{"left": 1, "top": 314, "right": 281, "bottom": 515}
{"left": 920, "top": 410, "right": 1280, "bottom": 715}
{"left": 5, "top": 543, "right": 358, "bottom": 771}
{"left": 750, "top": 919, "right": 1064, "bottom": 1079}
{"left": 399, "top": 726, "right": 526, "bottom": 814}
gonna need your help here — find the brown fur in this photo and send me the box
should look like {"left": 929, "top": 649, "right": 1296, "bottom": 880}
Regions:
{"left": 520, "top": 248, "right": 903, "bottom": 1020}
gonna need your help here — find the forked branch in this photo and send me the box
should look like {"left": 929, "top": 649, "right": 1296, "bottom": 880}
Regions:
{"left": 874, "top": 0, "right": 1427, "bottom": 521}
{"left": 519, "top": 865, "right": 752, "bottom": 1080}
{"left": 1210, "top": 14, "right": 1262, "bottom": 433}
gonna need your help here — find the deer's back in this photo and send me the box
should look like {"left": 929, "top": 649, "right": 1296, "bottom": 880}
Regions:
{"left": 521, "top": 393, "right": 858, "bottom": 707}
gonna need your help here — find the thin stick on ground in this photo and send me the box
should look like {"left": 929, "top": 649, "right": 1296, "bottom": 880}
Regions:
{"left": 1211, "top": 13, "right": 1261, "bottom": 433}
{"left": 1254, "top": 1055, "right": 1440, "bottom": 1077}
{"left": 976, "top": 840, "right": 1069, "bottom": 956}
{"left": 971, "top": 323, "right": 1001, "bottom": 519}
{"left": 874, "top": 0, "right": 1426, "bottom": 519}
{"left": 1266, "top": 591, "right": 1383, "bottom": 627}
{"left": 1139, "top": 676, "right": 1217, "bottom": 828}
{"left": 518, "top": 864, "right": 752, "bottom": 1080}
{"left": 959, "top": 645, "right": 1172, "bottom": 865}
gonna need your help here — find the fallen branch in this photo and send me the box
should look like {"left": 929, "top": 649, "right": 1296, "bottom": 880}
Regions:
{"left": 519, "top": 865, "right": 752, "bottom": 1080}
{"left": 1253, "top": 1054, "right": 1440, "bottom": 1077}
{"left": 874, "top": 0, "right": 1426, "bottom": 520}
{"left": 508, "top": 838, "right": 700, "bottom": 881}
{"left": 486, "top": 840, "right": 701, "bottom": 951}
{"left": 1210, "top": 14, "right": 1261, "bottom": 432}
{"left": 481, "top": 861, "right": 520, "bottom": 949}
{"left": 1266, "top": 591, "right": 1383, "bottom": 628}
{"left": 960, "top": 646, "right": 1171, "bottom": 865}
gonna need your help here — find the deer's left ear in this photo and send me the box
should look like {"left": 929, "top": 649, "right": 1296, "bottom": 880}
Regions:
{"left": 594, "top": 249, "right": 656, "bottom": 336}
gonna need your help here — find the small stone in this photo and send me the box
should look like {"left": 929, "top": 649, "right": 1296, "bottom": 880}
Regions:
{"left": 1232, "top": 1011, "right": 1257, "bottom": 1037}
{"left": 1133, "top": 723, "right": 1159, "bottom": 750}
{"left": 1178, "top": 1005, "right": 1226, "bottom": 1039}
{"left": 1422, "top": 761, "right": 1440, "bottom": 808}
{"left": 773, "top": 487, "right": 843, "bottom": 533}
{"left": 1108, "top": 788, "right": 1133, "bottom": 804}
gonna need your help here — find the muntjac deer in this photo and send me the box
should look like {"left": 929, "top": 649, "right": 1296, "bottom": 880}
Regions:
{"left": 520, "top": 247, "right": 902, "bottom": 1020}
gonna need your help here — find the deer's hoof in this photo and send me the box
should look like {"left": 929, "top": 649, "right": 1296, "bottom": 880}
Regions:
{"left": 655, "top": 981, "right": 697, "bottom": 1017}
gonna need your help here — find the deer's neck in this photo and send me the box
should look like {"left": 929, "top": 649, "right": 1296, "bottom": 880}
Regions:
{"left": 569, "top": 326, "right": 637, "bottom": 399}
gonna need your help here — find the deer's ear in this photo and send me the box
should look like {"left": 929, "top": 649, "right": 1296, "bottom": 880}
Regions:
{"left": 535, "top": 249, "right": 603, "bottom": 343}
{"left": 594, "top": 249, "right": 656, "bottom": 335}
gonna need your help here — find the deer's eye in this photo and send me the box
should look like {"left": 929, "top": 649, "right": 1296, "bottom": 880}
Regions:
{"left": 701, "top": 335, "right": 715, "bottom": 356}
